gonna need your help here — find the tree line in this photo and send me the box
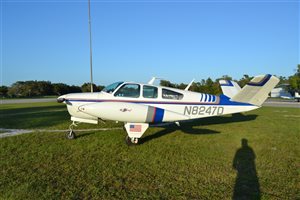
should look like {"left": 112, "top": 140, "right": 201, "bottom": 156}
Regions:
{"left": 160, "top": 65, "right": 300, "bottom": 95}
{"left": 0, "top": 81, "right": 104, "bottom": 98}
{"left": 1, "top": 65, "right": 299, "bottom": 98}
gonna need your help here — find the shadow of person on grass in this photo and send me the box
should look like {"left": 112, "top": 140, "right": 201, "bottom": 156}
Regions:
{"left": 232, "top": 138, "right": 260, "bottom": 200}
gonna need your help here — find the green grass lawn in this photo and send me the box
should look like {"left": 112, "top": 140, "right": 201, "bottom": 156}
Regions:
{"left": 1, "top": 96, "right": 58, "bottom": 100}
{"left": 0, "top": 102, "right": 299, "bottom": 199}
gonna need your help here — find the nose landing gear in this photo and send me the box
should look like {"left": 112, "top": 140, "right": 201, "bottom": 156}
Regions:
{"left": 66, "top": 130, "right": 76, "bottom": 139}
{"left": 66, "top": 121, "right": 79, "bottom": 139}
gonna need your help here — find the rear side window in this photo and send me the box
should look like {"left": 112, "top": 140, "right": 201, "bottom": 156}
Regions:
{"left": 143, "top": 85, "right": 158, "bottom": 98}
{"left": 162, "top": 89, "right": 183, "bottom": 100}
{"left": 114, "top": 84, "right": 140, "bottom": 98}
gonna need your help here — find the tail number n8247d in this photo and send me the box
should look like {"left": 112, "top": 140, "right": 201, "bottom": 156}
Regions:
{"left": 184, "top": 106, "right": 224, "bottom": 116}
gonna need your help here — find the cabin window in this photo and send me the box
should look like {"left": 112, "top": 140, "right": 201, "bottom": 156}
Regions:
{"left": 114, "top": 84, "right": 140, "bottom": 98}
{"left": 143, "top": 85, "right": 158, "bottom": 98}
{"left": 162, "top": 89, "right": 183, "bottom": 100}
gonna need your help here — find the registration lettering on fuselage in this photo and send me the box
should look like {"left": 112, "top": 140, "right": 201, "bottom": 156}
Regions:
{"left": 184, "top": 106, "right": 224, "bottom": 116}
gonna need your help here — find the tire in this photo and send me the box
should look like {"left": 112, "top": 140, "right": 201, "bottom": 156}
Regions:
{"left": 66, "top": 131, "right": 76, "bottom": 139}
{"left": 125, "top": 135, "right": 138, "bottom": 146}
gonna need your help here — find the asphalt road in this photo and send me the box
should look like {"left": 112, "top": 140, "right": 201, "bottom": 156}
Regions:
{"left": 263, "top": 99, "right": 300, "bottom": 108}
{"left": 1, "top": 98, "right": 299, "bottom": 108}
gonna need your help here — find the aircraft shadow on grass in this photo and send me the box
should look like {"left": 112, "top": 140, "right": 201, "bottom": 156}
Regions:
{"left": 76, "top": 132, "right": 98, "bottom": 139}
{"left": 141, "top": 113, "right": 258, "bottom": 144}
{"left": 68, "top": 113, "right": 257, "bottom": 141}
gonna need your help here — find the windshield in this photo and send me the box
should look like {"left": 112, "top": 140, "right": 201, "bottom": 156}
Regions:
{"left": 102, "top": 82, "right": 124, "bottom": 93}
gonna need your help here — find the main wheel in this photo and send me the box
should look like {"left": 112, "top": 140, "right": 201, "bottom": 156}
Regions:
{"left": 125, "top": 135, "right": 138, "bottom": 146}
{"left": 66, "top": 130, "right": 76, "bottom": 139}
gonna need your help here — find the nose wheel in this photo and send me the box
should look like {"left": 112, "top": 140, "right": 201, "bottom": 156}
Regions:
{"left": 66, "top": 121, "right": 79, "bottom": 139}
{"left": 125, "top": 135, "right": 138, "bottom": 145}
{"left": 66, "top": 130, "right": 76, "bottom": 139}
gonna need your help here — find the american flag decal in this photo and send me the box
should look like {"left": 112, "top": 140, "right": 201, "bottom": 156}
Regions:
{"left": 130, "top": 124, "right": 142, "bottom": 132}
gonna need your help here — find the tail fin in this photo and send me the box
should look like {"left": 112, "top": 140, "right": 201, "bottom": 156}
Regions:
{"left": 231, "top": 74, "right": 279, "bottom": 106}
{"left": 219, "top": 80, "right": 241, "bottom": 98}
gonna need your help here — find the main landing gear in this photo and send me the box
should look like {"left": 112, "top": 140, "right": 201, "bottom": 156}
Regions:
{"left": 66, "top": 121, "right": 79, "bottom": 139}
{"left": 125, "top": 135, "right": 139, "bottom": 145}
{"left": 124, "top": 123, "right": 149, "bottom": 146}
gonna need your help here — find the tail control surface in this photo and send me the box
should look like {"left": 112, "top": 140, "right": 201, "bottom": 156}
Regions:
{"left": 219, "top": 80, "right": 241, "bottom": 98}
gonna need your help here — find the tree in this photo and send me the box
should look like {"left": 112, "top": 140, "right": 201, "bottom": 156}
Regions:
{"left": 69, "top": 85, "right": 82, "bottom": 93}
{"left": 97, "top": 85, "right": 105, "bottom": 91}
{"left": 288, "top": 64, "right": 300, "bottom": 93}
{"left": 0, "top": 86, "right": 8, "bottom": 97}
{"left": 7, "top": 81, "right": 27, "bottom": 97}
{"left": 81, "top": 83, "right": 98, "bottom": 92}
{"left": 178, "top": 83, "right": 187, "bottom": 90}
{"left": 189, "top": 82, "right": 201, "bottom": 92}
{"left": 220, "top": 75, "right": 232, "bottom": 81}
{"left": 238, "top": 74, "right": 253, "bottom": 88}
{"left": 160, "top": 80, "right": 175, "bottom": 88}
{"left": 278, "top": 76, "right": 288, "bottom": 85}
{"left": 7, "top": 80, "right": 53, "bottom": 97}
{"left": 37, "top": 81, "right": 53, "bottom": 96}
{"left": 52, "top": 83, "right": 70, "bottom": 95}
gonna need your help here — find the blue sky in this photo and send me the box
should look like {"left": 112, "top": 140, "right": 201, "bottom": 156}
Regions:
{"left": 1, "top": 0, "right": 299, "bottom": 86}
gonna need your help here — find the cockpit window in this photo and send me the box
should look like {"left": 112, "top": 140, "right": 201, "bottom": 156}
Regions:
{"left": 143, "top": 85, "right": 158, "bottom": 98}
{"left": 102, "top": 82, "right": 124, "bottom": 93}
{"left": 162, "top": 89, "right": 183, "bottom": 100}
{"left": 114, "top": 84, "right": 140, "bottom": 98}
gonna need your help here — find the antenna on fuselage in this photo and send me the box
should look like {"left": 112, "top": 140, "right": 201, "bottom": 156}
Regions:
{"left": 88, "top": 0, "right": 94, "bottom": 93}
{"left": 148, "top": 77, "right": 164, "bottom": 85}
{"left": 185, "top": 79, "right": 195, "bottom": 91}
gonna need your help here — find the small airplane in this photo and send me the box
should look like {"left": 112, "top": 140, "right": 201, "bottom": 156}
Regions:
{"left": 57, "top": 74, "right": 279, "bottom": 145}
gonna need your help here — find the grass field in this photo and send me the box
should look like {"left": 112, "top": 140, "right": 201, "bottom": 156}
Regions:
{"left": 1, "top": 96, "right": 58, "bottom": 100}
{"left": 0, "top": 102, "right": 299, "bottom": 199}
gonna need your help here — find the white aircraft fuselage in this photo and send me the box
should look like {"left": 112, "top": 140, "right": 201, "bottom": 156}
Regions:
{"left": 58, "top": 75, "right": 279, "bottom": 145}
{"left": 61, "top": 84, "right": 257, "bottom": 123}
